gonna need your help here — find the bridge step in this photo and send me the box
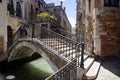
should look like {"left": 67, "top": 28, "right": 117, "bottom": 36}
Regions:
{"left": 78, "top": 54, "right": 89, "bottom": 62}
{"left": 85, "top": 60, "right": 101, "bottom": 80}
{"left": 42, "top": 37, "right": 102, "bottom": 80}
{"left": 84, "top": 57, "right": 95, "bottom": 72}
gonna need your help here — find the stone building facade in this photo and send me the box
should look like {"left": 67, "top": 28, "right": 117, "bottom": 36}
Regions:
{"left": 45, "top": 1, "right": 72, "bottom": 35}
{"left": 7, "top": 0, "right": 71, "bottom": 35}
{"left": 76, "top": 0, "right": 120, "bottom": 59}
{"left": 0, "top": 0, "right": 7, "bottom": 59}
{"left": 29, "top": 0, "right": 46, "bottom": 19}
{"left": 0, "top": 0, "right": 72, "bottom": 61}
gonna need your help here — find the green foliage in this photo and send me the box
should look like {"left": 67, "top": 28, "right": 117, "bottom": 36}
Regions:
{"left": 50, "top": 15, "right": 57, "bottom": 21}
{"left": 37, "top": 12, "right": 58, "bottom": 21}
{"left": 37, "top": 12, "right": 50, "bottom": 18}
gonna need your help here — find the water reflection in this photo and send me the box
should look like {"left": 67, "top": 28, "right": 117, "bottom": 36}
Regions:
{"left": 0, "top": 58, "right": 54, "bottom": 80}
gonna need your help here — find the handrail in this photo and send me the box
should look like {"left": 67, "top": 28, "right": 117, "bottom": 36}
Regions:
{"left": 56, "top": 28, "right": 83, "bottom": 43}
{"left": 7, "top": 25, "right": 85, "bottom": 64}
{"left": 36, "top": 27, "right": 80, "bottom": 60}
{"left": 45, "top": 58, "right": 77, "bottom": 80}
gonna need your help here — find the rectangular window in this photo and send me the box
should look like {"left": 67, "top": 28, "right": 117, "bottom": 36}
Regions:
{"left": 0, "top": 0, "right": 2, "bottom": 3}
{"left": 89, "top": 0, "right": 91, "bottom": 12}
{"left": 104, "top": 0, "right": 119, "bottom": 7}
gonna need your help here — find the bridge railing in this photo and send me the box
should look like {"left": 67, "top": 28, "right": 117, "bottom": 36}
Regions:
{"left": 7, "top": 25, "right": 86, "bottom": 66}
{"left": 45, "top": 58, "right": 77, "bottom": 80}
{"left": 7, "top": 25, "right": 86, "bottom": 79}
{"left": 35, "top": 27, "right": 79, "bottom": 60}
{"left": 34, "top": 27, "right": 85, "bottom": 68}
{"left": 55, "top": 28, "right": 84, "bottom": 43}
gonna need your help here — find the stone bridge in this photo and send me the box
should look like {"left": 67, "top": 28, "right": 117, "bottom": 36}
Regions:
{"left": 8, "top": 38, "right": 68, "bottom": 72}
{"left": 6, "top": 27, "right": 101, "bottom": 80}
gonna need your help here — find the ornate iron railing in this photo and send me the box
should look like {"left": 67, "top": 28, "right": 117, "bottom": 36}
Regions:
{"left": 7, "top": 25, "right": 87, "bottom": 80}
{"left": 45, "top": 58, "right": 77, "bottom": 80}
{"left": 7, "top": 25, "right": 85, "bottom": 65}
{"left": 35, "top": 27, "right": 80, "bottom": 60}
{"left": 56, "top": 28, "right": 84, "bottom": 43}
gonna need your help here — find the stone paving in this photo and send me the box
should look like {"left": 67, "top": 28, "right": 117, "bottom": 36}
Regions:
{"left": 96, "top": 60, "right": 120, "bottom": 80}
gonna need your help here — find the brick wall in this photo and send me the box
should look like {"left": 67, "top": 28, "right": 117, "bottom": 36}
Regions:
{"left": 99, "top": 10, "right": 120, "bottom": 58}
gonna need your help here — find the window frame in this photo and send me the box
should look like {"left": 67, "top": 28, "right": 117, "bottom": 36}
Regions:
{"left": 0, "top": 0, "right": 2, "bottom": 3}
{"left": 104, "top": 0, "right": 119, "bottom": 7}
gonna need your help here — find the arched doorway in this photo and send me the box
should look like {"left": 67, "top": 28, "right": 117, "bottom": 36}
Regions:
{"left": 7, "top": 26, "right": 13, "bottom": 48}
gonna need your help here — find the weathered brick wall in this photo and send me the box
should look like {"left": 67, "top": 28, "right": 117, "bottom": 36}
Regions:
{"left": 99, "top": 10, "right": 120, "bottom": 58}
{"left": 0, "top": 37, "right": 4, "bottom": 55}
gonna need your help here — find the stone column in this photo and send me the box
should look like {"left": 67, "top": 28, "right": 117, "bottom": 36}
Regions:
{"left": 93, "top": 8, "right": 101, "bottom": 56}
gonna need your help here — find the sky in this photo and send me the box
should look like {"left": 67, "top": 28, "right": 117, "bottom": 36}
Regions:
{"left": 45, "top": 0, "right": 76, "bottom": 28}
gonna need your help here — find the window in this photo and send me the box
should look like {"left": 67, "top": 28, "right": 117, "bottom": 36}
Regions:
{"left": 104, "top": 0, "right": 119, "bottom": 7}
{"left": 0, "top": 0, "right": 2, "bottom": 3}
{"left": 16, "top": 2, "right": 22, "bottom": 18}
{"left": 7, "top": 0, "right": 14, "bottom": 15}
{"left": 41, "top": 24, "right": 48, "bottom": 28}
{"left": 88, "top": 0, "right": 91, "bottom": 12}
{"left": 54, "top": 8, "right": 56, "bottom": 12}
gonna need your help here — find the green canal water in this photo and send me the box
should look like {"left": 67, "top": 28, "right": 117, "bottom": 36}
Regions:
{"left": 0, "top": 58, "right": 54, "bottom": 80}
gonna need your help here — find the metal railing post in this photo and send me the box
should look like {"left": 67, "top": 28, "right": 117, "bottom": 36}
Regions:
{"left": 80, "top": 42, "right": 84, "bottom": 69}
{"left": 76, "top": 43, "right": 80, "bottom": 66}
{"left": 92, "top": 40, "right": 94, "bottom": 55}
{"left": 32, "top": 24, "right": 35, "bottom": 38}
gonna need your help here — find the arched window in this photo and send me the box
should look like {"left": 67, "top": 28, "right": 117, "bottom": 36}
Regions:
{"left": 16, "top": 2, "right": 22, "bottom": 18}
{"left": 7, "top": 0, "right": 14, "bottom": 15}
{"left": 104, "top": 0, "right": 119, "bottom": 7}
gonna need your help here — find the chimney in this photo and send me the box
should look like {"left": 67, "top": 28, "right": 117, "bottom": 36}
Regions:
{"left": 60, "top": 1, "right": 63, "bottom": 8}
{"left": 64, "top": 7, "right": 66, "bottom": 11}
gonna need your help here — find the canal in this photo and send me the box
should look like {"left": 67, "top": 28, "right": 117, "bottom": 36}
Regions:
{"left": 0, "top": 58, "right": 54, "bottom": 80}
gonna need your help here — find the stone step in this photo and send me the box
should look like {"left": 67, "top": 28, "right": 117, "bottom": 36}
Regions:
{"left": 84, "top": 57, "right": 95, "bottom": 72}
{"left": 85, "top": 60, "right": 101, "bottom": 80}
{"left": 78, "top": 54, "right": 89, "bottom": 62}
